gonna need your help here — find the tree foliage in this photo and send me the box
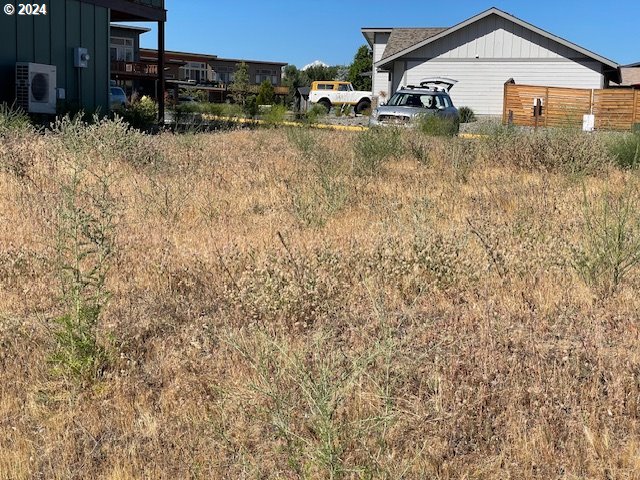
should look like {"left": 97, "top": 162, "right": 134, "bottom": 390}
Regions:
{"left": 348, "top": 45, "right": 373, "bottom": 91}
{"left": 230, "top": 62, "right": 250, "bottom": 106}
{"left": 257, "top": 80, "right": 276, "bottom": 106}
{"left": 303, "top": 64, "right": 341, "bottom": 83}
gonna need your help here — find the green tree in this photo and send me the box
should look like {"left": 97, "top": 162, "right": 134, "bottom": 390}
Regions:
{"left": 348, "top": 45, "right": 373, "bottom": 91}
{"left": 302, "top": 64, "right": 340, "bottom": 84}
{"left": 283, "top": 64, "right": 303, "bottom": 105}
{"left": 230, "top": 62, "right": 250, "bottom": 106}
{"left": 256, "top": 80, "right": 275, "bottom": 105}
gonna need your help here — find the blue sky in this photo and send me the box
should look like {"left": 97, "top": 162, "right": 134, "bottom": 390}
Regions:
{"left": 138, "top": 0, "right": 640, "bottom": 67}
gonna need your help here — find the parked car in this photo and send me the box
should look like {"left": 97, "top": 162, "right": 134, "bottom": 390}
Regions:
{"left": 109, "top": 86, "right": 128, "bottom": 110}
{"left": 370, "top": 78, "right": 459, "bottom": 128}
{"left": 308, "top": 81, "right": 371, "bottom": 114}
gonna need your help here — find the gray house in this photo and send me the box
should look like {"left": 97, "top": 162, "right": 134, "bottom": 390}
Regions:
{"left": 362, "top": 7, "right": 621, "bottom": 115}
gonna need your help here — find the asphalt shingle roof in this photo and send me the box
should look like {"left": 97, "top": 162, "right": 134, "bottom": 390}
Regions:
{"left": 380, "top": 28, "right": 448, "bottom": 62}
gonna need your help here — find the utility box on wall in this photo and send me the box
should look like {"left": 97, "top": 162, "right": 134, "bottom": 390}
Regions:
{"left": 74, "top": 48, "right": 90, "bottom": 68}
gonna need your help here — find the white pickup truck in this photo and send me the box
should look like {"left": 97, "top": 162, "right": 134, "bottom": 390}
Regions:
{"left": 308, "top": 81, "right": 372, "bottom": 114}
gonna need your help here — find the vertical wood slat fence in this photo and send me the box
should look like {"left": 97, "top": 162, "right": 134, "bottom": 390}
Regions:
{"left": 503, "top": 81, "right": 640, "bottom": 131}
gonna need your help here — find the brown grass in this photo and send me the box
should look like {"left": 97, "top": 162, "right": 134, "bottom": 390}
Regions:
{"left": 1, "top": 122, "right": 640, "bottom": 479}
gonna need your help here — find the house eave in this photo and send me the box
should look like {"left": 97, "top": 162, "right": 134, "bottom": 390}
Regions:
{"left": 361, "top": 28, "right": 393, "bottom": 47}
{"left": 85, "top": 0, "right": 166, "bottom": 22}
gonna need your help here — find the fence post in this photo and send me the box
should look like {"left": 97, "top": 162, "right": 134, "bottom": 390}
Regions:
{"left": 503, "top": 83, "right": 508, "bottom": 124}
{"left": 633, "top": 89, "right": 638, "bottom": 126}
{"left": 544, "top": 87, "right": 549, "bottom": 127}
{"left": 534, "top": 99, "right": 542, "bottom": 131}
{"left": 503, "top": 78, "right": 514, "bottom": 125}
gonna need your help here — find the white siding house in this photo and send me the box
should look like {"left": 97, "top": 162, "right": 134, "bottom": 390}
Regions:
{"left": 362, "top": 8, "right": 620, "bottom": 116}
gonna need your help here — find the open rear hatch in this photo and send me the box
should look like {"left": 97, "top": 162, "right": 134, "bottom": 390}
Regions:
{"left": 418, "top": 77, "right": 458, "bottom": 92}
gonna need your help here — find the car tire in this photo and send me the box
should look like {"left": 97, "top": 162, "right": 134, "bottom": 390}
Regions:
{"left": 318, "top": 99, "right": 331, "bottom": 113}
{"left": 355, "top": 99, "right": 371, "bottom": 114}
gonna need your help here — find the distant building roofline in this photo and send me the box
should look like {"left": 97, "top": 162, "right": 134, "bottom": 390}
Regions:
{"left": 139, "top": 48, "right": 288, "bottom": 66}
{"left": 213, "top": 57, "right": 288, "bottom": 66}
{"left": 110, "top": 23, "right": 152, "bottom": 33}
{"left": 140, "top": 48, "right": 218, "bottom": 60}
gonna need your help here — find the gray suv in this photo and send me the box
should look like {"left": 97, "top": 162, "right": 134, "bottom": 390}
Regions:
{"left": 370, "top": 78, "right": 459, "bottom": 128}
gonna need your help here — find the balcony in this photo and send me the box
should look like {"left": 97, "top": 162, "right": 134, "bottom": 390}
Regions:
{"left": 111, "top": 61, "right": 159, "bottom": 78}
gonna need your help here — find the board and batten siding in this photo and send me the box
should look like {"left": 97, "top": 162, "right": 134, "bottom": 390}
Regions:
{"left": 0, "top": 0, "right": 110, "bottom": 113}
{"left": 372, "top": 32, "right": 390, "bottom": 101}
{"left": 386, "top": 13, "right": 605, "bottom": 115}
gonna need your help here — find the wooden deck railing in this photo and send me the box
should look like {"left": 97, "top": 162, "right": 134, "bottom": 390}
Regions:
{"left": 111, "top": 61, "right": 158, "bottom": 77}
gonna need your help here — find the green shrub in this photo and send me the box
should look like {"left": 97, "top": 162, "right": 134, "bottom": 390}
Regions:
{"left": 196, "top": 102, "right": 244, "bottom": 118}
{"left": 458, "top": 106, "right": 476, "bottom": 123}
{"left": 609, "top": 132, "right": 640, "bottom": 169}
{"left": 305, "top": 104, "right": 327, "bottom": 124}
{"left": 353, "top": 127, "right": 403, "bottom": 176}
{"left": 256, "top": 80, "right": 276, "bottom": 106}
{"left": 572, "top": 185, "right": 640, "bottom": 297}
{"left": 335, "top": 104, "right": 353, "bottom": 118}
{"left": 0, "top": 102, "right": 32, "bottom": 135}
{"left": 244, "top": 95, "right": 259, "bottom": 117}
{"left": 50, "top": 305, "right": 109, "bottom": 382}
{"left": 118, "top": 96, "right": 158, "bottom": 131}
{"left": 264, "top": 104, "right": 287, "bottom": 125}
{"left": 417, "top": 114, "right": 460, "bottom": 137}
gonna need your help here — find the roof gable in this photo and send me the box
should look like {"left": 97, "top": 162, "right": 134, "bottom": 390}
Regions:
{"left": 380, "top": 28, "right": 448, "bottom": 62}
{"left": 375, "top": 7, "right": 618, "bottom": 70}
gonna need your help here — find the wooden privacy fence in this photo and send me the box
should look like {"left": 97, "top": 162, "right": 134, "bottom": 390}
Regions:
{"left": 503, "top": 81, "right": 640, "bottom": 131}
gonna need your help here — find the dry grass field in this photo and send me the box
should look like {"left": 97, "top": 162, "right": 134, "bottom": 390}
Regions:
{"left": 1, "top": 116, "right": 640, "bottom": 479}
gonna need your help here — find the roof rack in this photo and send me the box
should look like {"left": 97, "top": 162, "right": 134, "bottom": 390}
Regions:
{"left": 401, "top": 84, "right": 443, "bottom": 92}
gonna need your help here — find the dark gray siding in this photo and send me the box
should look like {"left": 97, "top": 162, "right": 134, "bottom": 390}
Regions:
{"left": 0, "top": 0, "right": 110, "bottom": 113}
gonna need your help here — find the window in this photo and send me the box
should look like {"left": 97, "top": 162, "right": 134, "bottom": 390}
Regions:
{"left": 387, "top": 93, "right": 446, "bottom": 109}
{"left": 338, "top": 84, "right": 351, "bottom": 91}
{"left": 110, "top": 37, "right": 134, "bottom": 62}
{"left": 216, "top": 65, "right": 236, "bottom": 84}
{"left": 255, "top": 69, "right": 277, "bottom": 85}
{"left": 180, "top": 61, "right": 210, "bottom": 83}
{"left": 317, "top": 83, "right": 334, "bottom": 90}
{"left": 436, "top": 95, "right": 451, "bottom": 108}
{"left": 219, "top": 72, "right": 235, "bottom": 83}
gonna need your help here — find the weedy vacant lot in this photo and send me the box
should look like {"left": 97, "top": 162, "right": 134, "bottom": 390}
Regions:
{"left": 1, "top": 115, "right": 640, "bottom": 479}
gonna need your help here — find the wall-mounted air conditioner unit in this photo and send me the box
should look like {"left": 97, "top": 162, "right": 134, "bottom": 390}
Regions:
{"left": 15, "top": 62, "right": 57, "bottom": 114}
